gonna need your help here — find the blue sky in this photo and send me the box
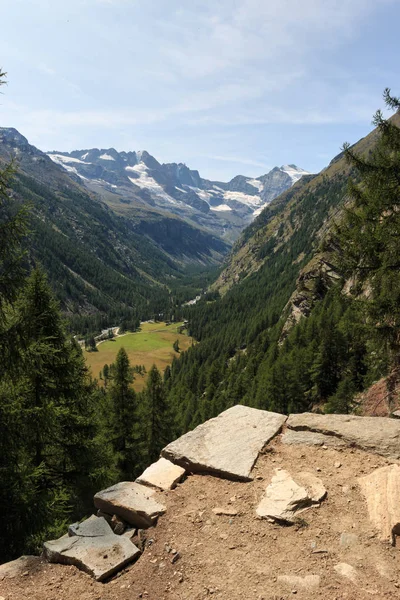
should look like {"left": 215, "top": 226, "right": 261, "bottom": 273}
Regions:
{"left": 1, "top": 0, "right": 399, "bottom": 180}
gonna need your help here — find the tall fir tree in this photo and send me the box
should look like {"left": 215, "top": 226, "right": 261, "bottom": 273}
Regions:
{"left": 140, "top": 364, "right": 172, "bottom": 465}
{"left": 336, "top": 88, "right": 400, "bottom": 401}
{"left": 107, "top": 347, "right": 139, "bottom": 478}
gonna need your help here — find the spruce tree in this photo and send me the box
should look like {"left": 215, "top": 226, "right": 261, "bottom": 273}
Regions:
{"left": 337, "top": 89, "right": 400, "bottom": 400}
{"left": 140, "top": 364, "right": 171, "bottom": 465}
{"left": 107, "top": 347, "right": 139, "bottom": 478}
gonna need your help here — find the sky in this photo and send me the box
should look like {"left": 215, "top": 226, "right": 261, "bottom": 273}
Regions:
{"left": 1, "top": 0, "right": 399, "bottom": 181}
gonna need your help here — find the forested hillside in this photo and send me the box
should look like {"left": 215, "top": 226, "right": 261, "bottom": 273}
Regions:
{"left": 0, "top": 128, "right": 228, "bottom": 335}
{"left": 2, "top": 68, "right": 400, "bottom": 569}
{"left": 164, "top": 95, "right": 400, "bottom": 433}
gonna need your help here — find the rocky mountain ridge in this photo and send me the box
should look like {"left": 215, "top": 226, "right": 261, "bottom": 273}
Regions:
{"left": 47, "top": 145, "right": 310, "bottom": 241}
{"left": 211, "top": 114, "right": 400, "bottom": 300}
{"left": 0, "top": 127, "right": 229, "bottom": 332}
{"left": 2, "top": 405, "right": 400, "bottom": 599}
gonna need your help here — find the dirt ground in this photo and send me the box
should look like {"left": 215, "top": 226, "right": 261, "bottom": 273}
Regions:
{"left": 2, "top": 436, "right": 400, "bottom": 600}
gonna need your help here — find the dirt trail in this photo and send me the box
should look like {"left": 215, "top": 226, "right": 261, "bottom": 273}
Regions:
{"left": 2, "top": 439, "right": 400, "bottom": 600}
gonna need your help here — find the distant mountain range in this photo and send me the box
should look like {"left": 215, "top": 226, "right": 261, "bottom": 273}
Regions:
{"left": 47, "top": 147, "right": 310, "bottom": 241}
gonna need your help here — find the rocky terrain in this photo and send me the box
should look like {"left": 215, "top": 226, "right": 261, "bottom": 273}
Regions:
{"left": 3, "top": 406, "right": 400, "bottom": 600}
{"left": 47, "top": 145, "right": 310, "bottom": 241}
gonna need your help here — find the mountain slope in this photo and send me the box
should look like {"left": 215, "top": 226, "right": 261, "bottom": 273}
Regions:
{"left": 164, "top": 112, "right": 400, "bottom": 429}
{"left": 47, "top": 147, "right": 310, "bottom": 241}
{"left": 0, "top": 128, "right": 228, "bottom": 334}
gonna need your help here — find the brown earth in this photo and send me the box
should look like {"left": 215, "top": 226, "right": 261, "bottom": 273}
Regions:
{"left": 356, "top": 376, "right": 400, "bottom": 417}
{"left": 3, "top": 434, "right": 400, "bottom": 600}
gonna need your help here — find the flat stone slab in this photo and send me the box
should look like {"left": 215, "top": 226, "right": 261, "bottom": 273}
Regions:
{"left": 0, "top": 555, "right": 41, "bottom": 579}
{"left": 69, "top": 515, "right": 112, "bottom": 538}
{"left": 278, "top": 574, "right": 320, "bottom": 590}
{"left": 94, "top": 481, "right": 166, "bottom": 528}
{"left": 44, "top": 530, "right": 140, "bottom": 581}
{"left": 287, "top": 413, "right": 400, "bottom": 459}
{"left": 358, "top": 464, "right": 400, "bottom": 543}
{"left": 161, "top": 405, "right": 287, "bottom": 481}
{"left": 282, "top": 429, "right": 347, "bottom": 448}
{"left": 136, "top": 457, "right": 186, "bottom": 491}
{"left": 256, "top": 468, "right": 326, "bottom": 524}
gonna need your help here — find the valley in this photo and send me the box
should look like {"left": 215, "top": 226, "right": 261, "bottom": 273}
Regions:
{"left": 85, "top": 321, "right": 193, "bottom": 391}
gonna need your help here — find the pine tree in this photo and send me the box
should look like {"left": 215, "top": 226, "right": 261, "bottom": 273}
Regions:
{"left": 337, "top": 89, "right": 400, "bottom": 400}
{"left": 140, "top": 364, "right": 172, "bottom": 465}
{"left": 107, "top": 347, "right": 139, "bottom": 478}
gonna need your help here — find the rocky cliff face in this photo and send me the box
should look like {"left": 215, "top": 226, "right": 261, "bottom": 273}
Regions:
{"left": 3, "top": 405, "right": 400, "bottom": 599}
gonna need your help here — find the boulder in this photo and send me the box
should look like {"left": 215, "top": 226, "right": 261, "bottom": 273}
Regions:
{"left": 287, "top": 413, "right": 400, "bottom": 459}
{"left": 161, "top": 405, "right": 287, "bottom": 481}
{"left": 256, "top": 468, "right": 326, "bottom": 524}
{"left": 94, "top": 481, "right": 166, "bottom": 528}
{"left": 0, "top": 555, "right": 41, "bottom": 579}
{"left": 358, "top": 464, "right": 400, "bottom": 543}
{"left": 281, "top": 429, "right": 346, "bottom": 448}
{"left": 136, "top": 457, "right": 186, "bottom": 491}
{"left": 44, "top": 529, "right": 140, "bottom": 582}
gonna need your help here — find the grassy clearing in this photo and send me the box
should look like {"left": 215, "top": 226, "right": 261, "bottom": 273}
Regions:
{"left": 85, "top": 321, "right": 192, "bottom": 391}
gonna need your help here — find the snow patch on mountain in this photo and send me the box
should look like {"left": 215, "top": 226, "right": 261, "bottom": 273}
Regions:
{"left": 223, "top": 190, "right": 262, "bottom": 208}
{"left": 281, "top": 164, "right": 309, "bottom": 184}
{"left": 99, "top": 153, "right": 115, "bottom": 161}
{"left": 211, "top": 204, "right": 232, "bottom": 212}
{"left": 247, "top": 178, "right": 263, "bottom": 192}
{"left": 127, "top": 164, "right": 181, "bottom": 206}
{"left": 49, "top": 154, "right": 89, "bottom": 166}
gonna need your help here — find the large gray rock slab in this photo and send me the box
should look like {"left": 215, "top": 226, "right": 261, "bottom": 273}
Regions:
{"left": 136, "top": 457, "right": 186, "bottom": 491}
{"left": 287, "top": 412, "right": 400, "bottom": 459}
{"left": 0, "top": 555, "right": 41, "bottom": 579}
{"left": 44, "top": 529, "right": 140, "bottom": 581}
{"left": 94, "top": 481, "right": 166, "bottom": 528}
{"left": 282, "top": 429, "right": 346, "bottom": 448}
{"left": 256, "top": 468, "right": 326, "bottom": 524}
{"left": 358, "top": 464, "right": 400, "bottom": 543}
{"left": 161, "top": 405, "right": 287, "bottom": 481}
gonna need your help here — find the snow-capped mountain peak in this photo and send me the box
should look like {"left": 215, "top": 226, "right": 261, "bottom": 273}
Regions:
{"left": 47, "top": 146, "right": 312, "bottom": 240}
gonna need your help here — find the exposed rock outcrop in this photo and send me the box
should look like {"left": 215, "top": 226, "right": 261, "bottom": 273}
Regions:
{"left": 286, "top": 412, "right": 400, "bottom": 459}
{"left": 162, "top": 405, "right": 287, "bottom": 481}
{"left": 358, "top": 464, "right": 400, "bottom": 544}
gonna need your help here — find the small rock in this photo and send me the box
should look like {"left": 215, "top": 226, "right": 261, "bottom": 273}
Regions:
{"left": 335, "top": 461, "right": 342, "bottom": 469}
{"left": 212, "top": 507, "right": 238, "bottom": 517}
{"left": 111, "top": 514, "right": 126, "bottom": 535}
{"left": 171, "top": 552, "right": 181, "bottom": 564}
{"left": 334, "top": 562, "right": 359, "bottom": 583}
{"left": 256, "top": 469, "right": 326, "bottom": 524}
